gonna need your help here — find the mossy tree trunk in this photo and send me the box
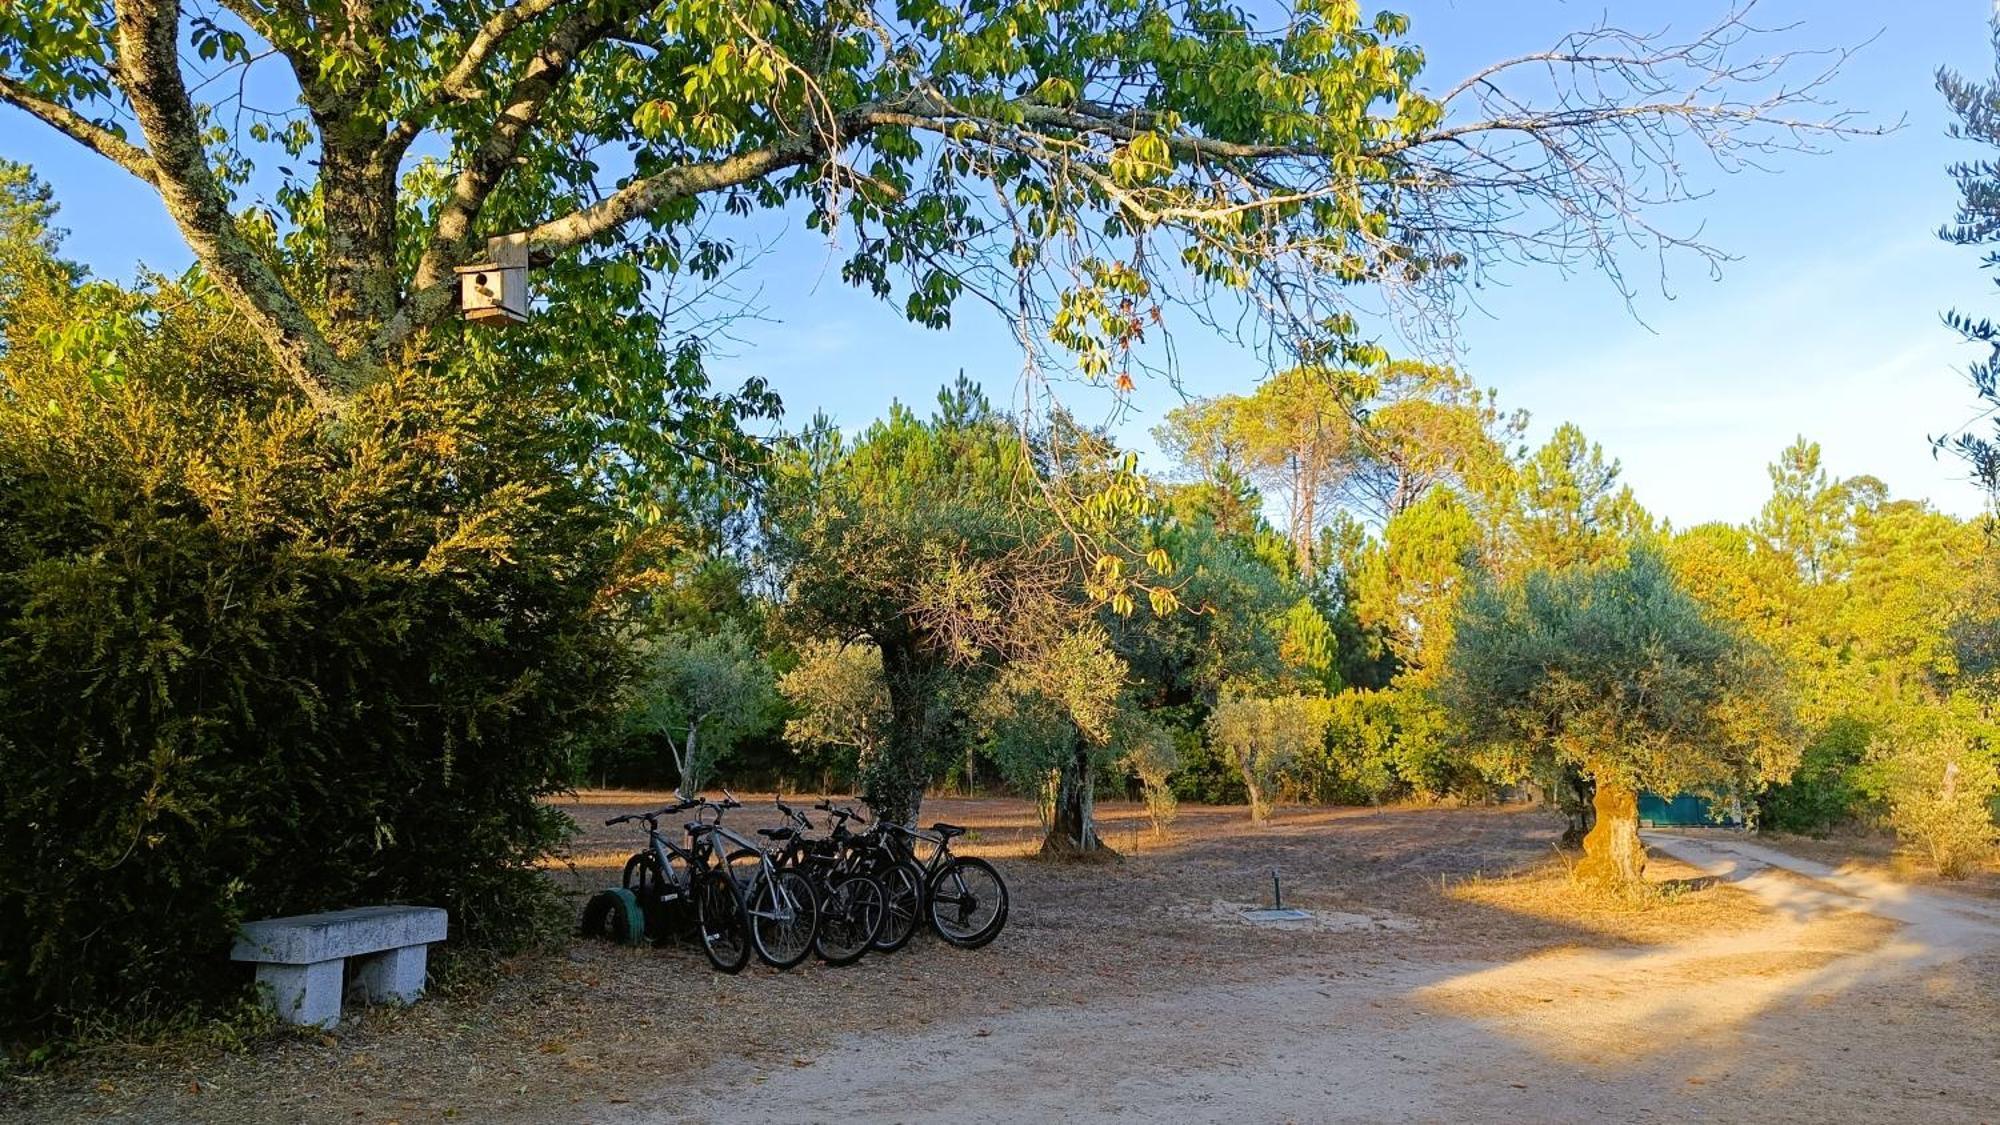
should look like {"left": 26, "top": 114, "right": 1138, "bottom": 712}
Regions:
{"left": 865, "top": 636, "right": 937, "bottom": 826}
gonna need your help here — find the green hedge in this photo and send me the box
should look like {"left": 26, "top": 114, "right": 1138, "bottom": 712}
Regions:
{"left": 0, "top": 276, "right": 627, "bottom": 1032}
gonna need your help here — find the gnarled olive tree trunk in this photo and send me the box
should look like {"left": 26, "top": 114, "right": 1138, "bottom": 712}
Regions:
{"left": 1575, "top": 781, "right": 1646, "bottom": 887}
{"left": 1043, "top": 739, "right": 1114, "bottom": 857}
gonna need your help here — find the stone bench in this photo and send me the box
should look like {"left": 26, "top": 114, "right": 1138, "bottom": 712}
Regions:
{"left": 230, "top": 905, "right": 448, "bottom": 1028}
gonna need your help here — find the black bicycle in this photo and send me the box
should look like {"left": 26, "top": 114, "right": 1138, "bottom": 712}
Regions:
{"left": 607, "top": 796, "right": 751, "bottom": 973}
{"left": 763, "top": 800, "right": 887, "bottom": 966}
{"left": 836, "top": 806, "right": 927, "bottom": 953}
{"left": 877, "top": 816, "right": 1009, "bottom": 949}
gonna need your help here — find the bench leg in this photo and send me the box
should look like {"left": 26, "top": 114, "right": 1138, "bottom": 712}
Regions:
{"left": 352, "top": 944, "right": 428, "bottom": 1005}
{"left": 255, "top": 959, "right": 343, "bottom": 1028}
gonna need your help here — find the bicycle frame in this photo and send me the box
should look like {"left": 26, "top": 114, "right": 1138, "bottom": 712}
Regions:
{"left": 707, "top": 818, "right": 805, "bottom": 924}
{"left": 639, "top": 821, "right": 697, "bottom": 903}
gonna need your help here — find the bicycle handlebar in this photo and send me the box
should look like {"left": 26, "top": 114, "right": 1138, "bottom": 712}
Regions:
{"left": 813, "top": 798, "right": 867, "bottom": 824}
{"left": 606, "top": 794, "right": 706, "bottom": 826}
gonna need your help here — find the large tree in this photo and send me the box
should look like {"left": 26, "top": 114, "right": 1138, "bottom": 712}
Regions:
{"left": 1509, "top": 423, "right": 1649, "bottom": 571}
{"left": 765, "top": 381, "right": 1106, "bottom": 825}
{"left": 1441, "top": 546, "right": 1798, "bottom": 887}
{"left": 1155, "top": 366, "right": 1363, "bottom": 572}
{"left": 3, "top": 2, "right": 1871, "bottom": 411}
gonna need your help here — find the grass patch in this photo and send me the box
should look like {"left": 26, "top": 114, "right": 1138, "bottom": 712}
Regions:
{"left": 1439, "top": 849, "right": 1770, "bottom": 945}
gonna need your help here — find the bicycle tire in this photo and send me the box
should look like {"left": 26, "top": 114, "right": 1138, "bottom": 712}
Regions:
{"left": 694, "top": 869, "right": 752, "bottom": 974}
{"left": 869, "top": 860, "right": 926, "bottom": 953}
{"left": 812, "top": 874, "right": 886, "bottom": 966}
{"left": 746, "top": 868, "right": 820, "bottom": 969}
{"left": 926, "top": 857, "right": 1008, "bottom": 948}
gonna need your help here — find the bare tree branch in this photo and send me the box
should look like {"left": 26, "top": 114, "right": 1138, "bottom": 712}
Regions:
{"left": 0, "top": 75, "right": 159, "bottom": 186}
{"left": 110, "top": 0, "right": 350, "bottom": 408}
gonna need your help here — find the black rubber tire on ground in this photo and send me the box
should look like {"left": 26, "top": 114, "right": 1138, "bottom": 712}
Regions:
{"left": 812, "top": 874, "right": 886, "bottom": 966}
{"left": 926, "top": 857, "right": 1008, "bottom": 949}
{"left": 746, "top": 868, "right": 820, "bottom": 970}
{"left": 868, "top": 861, "right": 926, "bottom": 953}
{"left": 694, "top": 870, "right": 752, "bottom": 974}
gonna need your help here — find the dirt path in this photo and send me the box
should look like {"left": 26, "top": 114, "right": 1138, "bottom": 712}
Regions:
{"left": 1646, "top": 830, "right": 2000, "bottom": 969}
{"left": 15, "top": 805, "right": 2000, "bottom": 1124}
{"left": 622, "top": 830, "right": 2000, "bottom": 1125}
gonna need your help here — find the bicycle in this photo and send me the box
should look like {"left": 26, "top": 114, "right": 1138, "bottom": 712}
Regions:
{"left": 830, "top": 805, "right": 932, "bottom": 954}
{"left": 605, "top": 796, "right": 751, "bottom": 974}
{"left": 875, "top": 815, "right": 1010, "bottom": 949}
{"left": 762, "top": 799, "right": 887, "bottom": 966}
{"left": 705, "top": 790, "right": 822, "bottom": 969}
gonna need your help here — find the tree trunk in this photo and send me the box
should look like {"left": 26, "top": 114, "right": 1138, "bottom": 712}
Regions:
{"left": 1575, "top": 780, "right": 1646, "bottom": 888}
{"left": 1042, "top": 738, "right": 1115, "bottom": 858}
{"left": 111, "top": 0, "right": 356, "bottom": 408}
{"left": 1240, "top": 755, "right": 1271, "bottom": 824}
{"left": 315, "top": 129, "right": 400, "bottom": 357}
{"left": 673, "top": 724, "right": 703, "bottom": 795}
{"left": 1556, "top": 764, "right": 1596, "bottom": 846}
{"left": 866, "top": 638, "right": 935, "bottom": 825}
{"left": 1292, "top": 457, "right": 1316, "bottom": 575}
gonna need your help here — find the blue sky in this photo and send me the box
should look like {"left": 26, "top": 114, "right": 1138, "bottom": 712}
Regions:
{"left": 4, "top": 0, "right": 1996, "bottom": 527}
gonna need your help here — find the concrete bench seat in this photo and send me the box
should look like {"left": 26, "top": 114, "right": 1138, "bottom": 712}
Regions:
{"left": 230, "top": 905, "right": 447, "bottom": 1028}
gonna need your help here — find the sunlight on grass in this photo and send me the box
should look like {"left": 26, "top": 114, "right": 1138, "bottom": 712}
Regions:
{"left": 1440, "top": 855, "right": 1772, "bottom": 945}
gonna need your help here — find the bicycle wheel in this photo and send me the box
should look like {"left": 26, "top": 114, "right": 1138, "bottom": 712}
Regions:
{"left": 813, "top": 874, "right": 886, "bottom": 966}
{"left": 694, "top": 869, "right": 752, "bottom": 974}
{"left": 926, "top": 857, "right": 1008, "bottom": 948}
{"left": 746, "top": 868, "right": 819, "bottom": 969}
{"left": 621, "top": 852, "right": 657, "bottom": 896}
{"left": 622, "top": 852, "right": 674, "bottom": 940}
{"left": 869, "top": 860, "right": 926, "bottom": 953}
{"left": 725, "top": 847, "right": 764, "bottom": 888}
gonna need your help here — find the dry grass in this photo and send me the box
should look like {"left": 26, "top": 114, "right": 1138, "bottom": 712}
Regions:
{"left": 1440, "top": 851, "right": 1774, "bottom": 946}
{"left": 1, "top": 796, "right": 1885, "bottom": 1124}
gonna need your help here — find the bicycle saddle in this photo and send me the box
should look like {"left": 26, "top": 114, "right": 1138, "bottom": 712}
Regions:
{"left": 757, "top": 827, "right": 796, "bottom": 840}
{"left": 929, "top": 822, "right": 967, "bottom": 839}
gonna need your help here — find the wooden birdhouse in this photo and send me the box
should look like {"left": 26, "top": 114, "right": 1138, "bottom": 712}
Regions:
{"left": 456, "top": 233, "right": 530, "bottom": 325}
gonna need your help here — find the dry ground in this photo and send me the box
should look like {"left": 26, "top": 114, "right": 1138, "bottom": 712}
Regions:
{"left": 6, "top": 796, "right": 1998, "bottom": 1123}
{"left": 1756, "top": 827, "right": 2000, "bottom": 900}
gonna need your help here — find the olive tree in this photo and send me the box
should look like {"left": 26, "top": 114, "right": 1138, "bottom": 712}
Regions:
{"left": 1207, "top": 693, "right": 1328, "bottom": 823}
{"left": 1440, "top": 546, "right": 1798, "bottom": 887}
{"left": 625, "top": 623, "right": 777, "bottom": 792}
{"left": 777, "top": 637, "right": 891, "bottom": 790}
{"left": 976, "top": 627, "right": 1127, "bottom": 853}
{"left": 767, "top": 382, "right": 1105, "bottom": 825}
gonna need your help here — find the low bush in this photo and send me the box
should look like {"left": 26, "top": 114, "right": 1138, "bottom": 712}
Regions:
{"left": 1756, "top": 716, "right": 1871, "bottom": 836}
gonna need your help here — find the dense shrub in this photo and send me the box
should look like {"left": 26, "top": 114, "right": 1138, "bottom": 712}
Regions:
{"left": 1170, "top": 729, "right": 1248, "bottom": 806}
{"left": 1876, "top": 723, "right": 1999, "bottom": 878}
{"left": 1756, "top": 717, "right": 1872, "bottom": 836}
{"left": 0, "top": 274, "right": 630, "bottom": 1031}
